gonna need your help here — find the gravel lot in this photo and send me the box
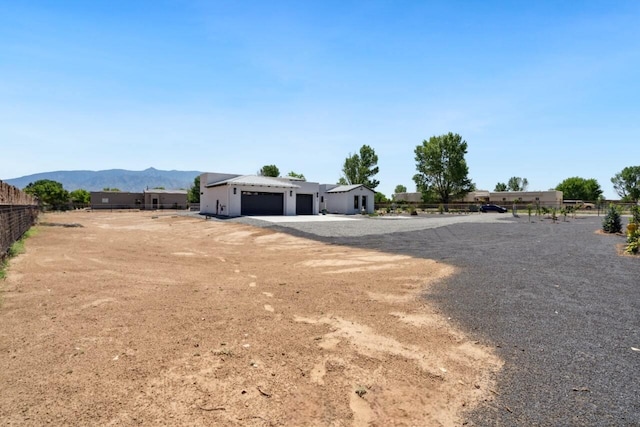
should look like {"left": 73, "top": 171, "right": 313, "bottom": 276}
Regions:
{"left": 231, "top": 213, "right": 640, "bottom": 426}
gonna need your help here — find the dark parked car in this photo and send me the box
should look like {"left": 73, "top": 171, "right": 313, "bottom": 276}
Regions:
{"left": 480, "top": 204, "right": 508, "bottom": 213}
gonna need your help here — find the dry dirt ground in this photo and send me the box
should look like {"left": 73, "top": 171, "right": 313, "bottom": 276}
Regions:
{"left": 0, "top": 211, "right": 501, "bottom": 426}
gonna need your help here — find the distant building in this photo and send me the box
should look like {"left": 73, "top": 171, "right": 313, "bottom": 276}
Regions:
{"left": 393, "top": 190, "right": 563, "bottom": 207}
{"left": 90, "top": 189, "right": 188, "bottom": 209}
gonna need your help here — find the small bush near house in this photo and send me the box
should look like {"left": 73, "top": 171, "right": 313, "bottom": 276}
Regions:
{"left": 602, "top": 204, "right": 622, "bottom": 234}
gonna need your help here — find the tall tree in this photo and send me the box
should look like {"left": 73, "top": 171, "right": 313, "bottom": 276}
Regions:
{"left": 555, "top": 177, "right": 603, "bottom": 201}
{"left": 24, "top": 179, "right": 70, "bottom": 209}
{"left": 507, "top": 177, "right": 529, "bottom": 191}
{"left": 258, "top": 165, "right": 280, "bottom": 177}
{"left": 494, "top": 182, "right": 507, "bottom": 192}
{"left": 287, "top": 171, "right": 306, "bottom": 180}
{"left": 611, "top": 166, "right": 640, "bottom": 202}
{"left": 188, "top": 176, "right": 200, "bottom": 203}
{"left": 413, "top": 132, "right": 474, "bottom": 203}
{"left": 394, "top": 185, "right": 407, "bottom": 194}
{"left": 339, "top": 145, "right": 380, "bottom": 189}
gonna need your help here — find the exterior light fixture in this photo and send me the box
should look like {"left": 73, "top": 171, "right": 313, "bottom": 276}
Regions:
{"left": 233, "top": 188, "right": 237, "bottom": 195}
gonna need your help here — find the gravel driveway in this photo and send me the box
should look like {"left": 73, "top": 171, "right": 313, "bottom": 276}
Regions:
{"left": 232, "top": 213, "right": 640, "bottom": 426}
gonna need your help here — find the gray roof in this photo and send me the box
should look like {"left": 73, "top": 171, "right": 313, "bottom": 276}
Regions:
{"left": 325, "top": 184, "right": 373, "bottom": 193}
{"left": 205, "top": 175, "right": 300, "bottom": 189}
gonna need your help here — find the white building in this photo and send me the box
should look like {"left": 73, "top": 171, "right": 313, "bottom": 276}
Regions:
{"left": 200, "top": 173, "right": 320, "bottom": 217}
{"left": 200, "top": 172, "right": 375, "bottom": 217}
{"left": 319, "top": 184, "right": 375, "bottom": 215}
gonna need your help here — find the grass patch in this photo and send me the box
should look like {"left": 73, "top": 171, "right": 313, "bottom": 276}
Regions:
{"left": 0, "top": 227, "right": 37, "bottom": 280}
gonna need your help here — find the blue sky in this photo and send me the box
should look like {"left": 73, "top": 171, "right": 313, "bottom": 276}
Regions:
{"left": 1, "top": 1, "right": 638, "bottom": 199}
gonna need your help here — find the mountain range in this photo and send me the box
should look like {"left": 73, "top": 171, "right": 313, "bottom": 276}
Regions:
{"left": 2, "top": 168, "right": 202, "bottom": 192}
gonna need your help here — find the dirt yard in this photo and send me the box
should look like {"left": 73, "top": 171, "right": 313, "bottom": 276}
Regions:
{"left": 0, "top": 211, "right": 501, "bottom": 426}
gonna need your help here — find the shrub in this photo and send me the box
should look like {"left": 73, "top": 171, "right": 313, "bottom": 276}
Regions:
{"left": 631, "top": 205, "right": 640, "bottom": 226}
{"left": 438, "top": 204, "right": 444, "bottom": 214}
{"left": 625, "top": 230, "right": 640, "bottom": 254}
{"left": 602, "top": 204, "right": 622, "bottom": 234}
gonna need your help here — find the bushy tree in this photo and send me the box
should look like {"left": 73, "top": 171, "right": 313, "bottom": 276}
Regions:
{"left": 287, "top": 171, "right": 305, "bottom": 180}
{"left": 258, "top": 165, "right": 280, "bottom": 177}
{"left": 394, "top": 185, "right": 407, "bottom": 194}
{"left": 24, "top": 179, "right": 69, "bottom": 210}
{"left": 507, "top": 177, "right": 529, "bottom": 191}
{"left": 494, "top": 182, "right": 507, "bottom": 192}
{"left": 611, "top": 166, "right": 640, "bottom": 203}
{"left": 555, "top": 177, "right": 602, "bottom": 201}
{"left": 69, "top": 189, "right": 90, "bottom": 206}
{"left": 602, "top": 205, "right": 622, "bottom": 234}
{"left": 413, "top": 132, "right": 474, "bottom": 203}
{"left": 339, "top": 145, "right": 380, "bottom": 189}
{"left": 188, "top": 176, "right": 200, "bottom": 203}
{"left": 374, "top": 192, "right": 388, "bottom": 203}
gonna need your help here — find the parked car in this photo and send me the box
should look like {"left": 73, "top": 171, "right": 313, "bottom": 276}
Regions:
{"left": 480, "top": 204, "right": 508, "bottom": 213}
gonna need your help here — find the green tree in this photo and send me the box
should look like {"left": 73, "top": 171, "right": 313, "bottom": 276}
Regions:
{"left": 494, "top": 182, "right": 507, "bottom": 192}
{"left": 413, "top": 132, "right": 474, "bottom": 203}
{"left": 611, "top": 166, "right": 640, "bottom": 202}
{"left": 338, "top": 145, "right": 380, "bottom": 189}
{"left": 394, "top": 185, "right": 407, "bottom": 194}
{"left": 374, "top": 192, "right": 388, "bottom": 203}
{"left": 555, "top": 177, "right": 603, "bottom": 201}
{"left": 258, "top": 165, "right": 280, "bottom": 177}
{"left": 69, "top": 189, "right": 90, "bottom": 206}
{"left": 287, "top": 171, "right": 306, "bottom": 180}
{"left": 24, "top": 179, "right": 70, "bottom": 210}
{"left": 188, "top": 176, "right": 200, "bottom": 203}
{"left": 507, "top": 177, "right": 529, "bottom": 191}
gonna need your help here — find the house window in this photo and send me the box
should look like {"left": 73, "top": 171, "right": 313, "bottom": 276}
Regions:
{"left": 354, "top": 196, "right": 359, "bottom": 209}
{"left": 362, "top": 195, "right": 367, "bottom": 210}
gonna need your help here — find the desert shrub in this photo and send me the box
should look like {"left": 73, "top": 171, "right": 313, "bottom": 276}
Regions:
{"left": 438, "top": 204, "right": 444, "bottom": 214}
{"left": 602, "top": 204, "right": 622, "bottom": 234}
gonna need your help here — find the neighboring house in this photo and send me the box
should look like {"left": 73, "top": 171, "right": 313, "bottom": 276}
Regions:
{"left": 319, "top": 184, "right": 375, "bottom": 215}
{"left": 200, "top": 173, "right": 320, "bottom": 217}
{"left": 143, "top": 189, "right": 188, "bottom": 209}
{"left": 91, "top": 191, "right": 143, "bottom": 209}
{"left": 396, "top": 190, "right": 563, "bottom": 208}
{"left": 488, "top": 190, "right": 563, "bottom": 207}
{"left": 90, "top": 189, "right": 188, "bottom": 209}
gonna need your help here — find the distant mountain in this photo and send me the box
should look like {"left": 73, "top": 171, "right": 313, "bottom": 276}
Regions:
{"left": 2, "top": 167, "right": 202, "bottom": 192}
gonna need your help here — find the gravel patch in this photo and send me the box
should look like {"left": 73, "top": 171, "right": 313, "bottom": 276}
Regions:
{"left": 234, "top": 213, "right": 640, "bottom": 426}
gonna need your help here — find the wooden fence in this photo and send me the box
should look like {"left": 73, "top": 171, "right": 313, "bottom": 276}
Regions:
{"left": 0, "top": 181, "right": 39, "bottom": 259}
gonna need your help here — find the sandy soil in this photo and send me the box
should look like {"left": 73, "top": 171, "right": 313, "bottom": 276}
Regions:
{"left": 0, "top": 211, "right": 501, "bottom": 426}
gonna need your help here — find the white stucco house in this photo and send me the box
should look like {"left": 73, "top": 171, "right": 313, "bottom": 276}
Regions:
{"left": 200, "top": 173, "right": 320, "bottom": 217}
{"left": 319, "top": 184, "right": 375, "bottom": 215}
{"left": 200, "top": 172, "right": 377, "bottom": 217}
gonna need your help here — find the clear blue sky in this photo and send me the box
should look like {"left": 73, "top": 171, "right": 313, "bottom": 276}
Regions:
{"left": 1, "top": 1, "right": 638, "bottom": 199}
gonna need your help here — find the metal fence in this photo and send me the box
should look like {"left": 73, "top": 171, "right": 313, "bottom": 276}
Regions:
{"left": 0, "top": 205, "right": 39, "bottom": 260}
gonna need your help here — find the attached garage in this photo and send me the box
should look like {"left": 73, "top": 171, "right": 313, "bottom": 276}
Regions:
{"left": 241, "top": 191, "right": 284, "bottom": 216}
{"left": 295, "top": 194, "right": 313, "bottom": 215}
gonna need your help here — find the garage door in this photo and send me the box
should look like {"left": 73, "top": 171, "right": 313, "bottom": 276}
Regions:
{"left": 241, "top": 191, "right": 284, "bottom": 216}
{"left": 296, "top": 194, "right": 313, "bottom": 215}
